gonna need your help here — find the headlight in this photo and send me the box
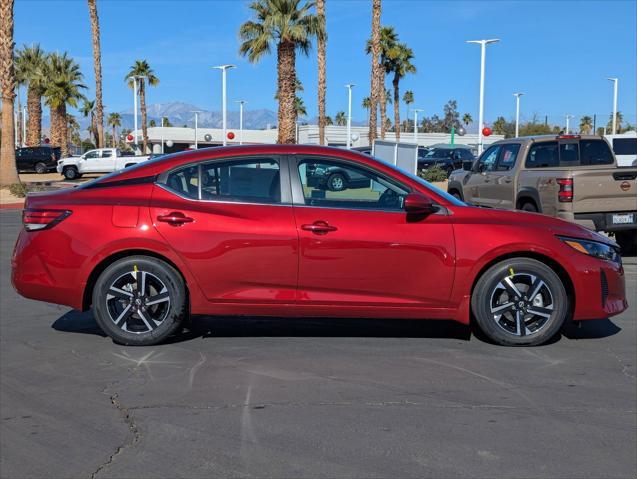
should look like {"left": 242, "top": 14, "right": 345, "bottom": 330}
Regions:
{"left": 559, "top": 236, "right": 621, "bottom": 263}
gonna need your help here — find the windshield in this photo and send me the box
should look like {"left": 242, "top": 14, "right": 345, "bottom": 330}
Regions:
{"left": 370, "top": 155, "right": 466, "bottom": 206}
{"left": 424, "top": 148, "right": 453, "bottom": 159}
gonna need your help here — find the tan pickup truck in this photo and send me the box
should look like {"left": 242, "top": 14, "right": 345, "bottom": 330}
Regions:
{"left": 447, "top": 135, "right": 637, "bottom": 252}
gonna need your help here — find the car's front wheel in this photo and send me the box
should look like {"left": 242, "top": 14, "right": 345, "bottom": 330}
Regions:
{"left": 471, "top": 258, "right": 568, "bottom": 346}
{"left": 327, "top": 173, "right": 347, "bottom": 191}
{"left": 92, "top": 256, "right": 186, "bottom": 346}
{"left": 63, "top": 166, "right": 81, "bottom": 180}
{"left": 34, "top": 162, "right": 47, "bottom": 174}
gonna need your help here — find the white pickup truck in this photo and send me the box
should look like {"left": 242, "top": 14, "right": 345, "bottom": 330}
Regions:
{"left": 56, "top": 148, "right": 150, "bottom": 180}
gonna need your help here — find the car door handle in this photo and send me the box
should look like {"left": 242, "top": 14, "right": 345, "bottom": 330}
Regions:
{"left": 157, "top": 212, "right": 194, "bottom": 226}
{"left": 301, "top": 221, "right": 337, "bottom": 235}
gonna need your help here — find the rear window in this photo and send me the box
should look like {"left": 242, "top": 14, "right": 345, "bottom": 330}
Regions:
{"left": 613, "top": 138, "right": 637, "bottom": 156}
{"left": 580, "top": 140, "right": 614, "bottom": 165}
{"left": 526, "top": 142, "right": 558, "bottom": 168}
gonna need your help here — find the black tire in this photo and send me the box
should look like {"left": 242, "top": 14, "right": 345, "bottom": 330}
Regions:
{"left": 520, "top": 202, "right": 538, "bottom": 213}
{"left": 449, "top": 190, "right": 463, "bottom": 201}
{"left": 471, "top": 258, "right": 568, "bottom": 346}
{"left": 124, "top": 163, "right": 135, "bottom": 168}
{"left": 34, "top": 162, "right": 47, "bottom": 174}
{"left": 327, "top": 173, "right": 347, "bottom": 191}
{"left": 63, "top": 166, "right": 80, "bottom": 180}
{"left": 92, "top": 256, "right": 186, "bottom": 346}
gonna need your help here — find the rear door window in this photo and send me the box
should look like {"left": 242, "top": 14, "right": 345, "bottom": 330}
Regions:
{"left": 526, "top": 142, "right": 558, "bottom": 168}
{"left": 201, "top": 158, "right": 281, "bottom": 203}
{"left": 102, "top": 150, "right": 113, "bottom": 158}
{"left": 581, "top": 139, "right": 614, "bottom": 165}
{"left": 496, "top": 144, "right": 521, "bottom": 171}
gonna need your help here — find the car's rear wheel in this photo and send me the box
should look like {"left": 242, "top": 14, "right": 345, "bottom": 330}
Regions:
{"left": 327, "top": 173, "right": 347, "bottom": 191}
{"left": 92, "top": 256, "right": 186, "bottom": 346}
{"left": 471, "top": 258, "right": 568, "bottom": 346}
{"left": 34, "top": 162, "right": 47, "bottom": 174}
{"left": 63, "top": 166, "right": 81, "bottom": 180}
{"left": 519, "top": 201, "right": 538, "bottom": 212}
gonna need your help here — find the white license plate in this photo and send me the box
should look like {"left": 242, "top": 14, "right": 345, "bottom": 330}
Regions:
{"left": 612, "top": 213, "right": 634, "bottom": 224}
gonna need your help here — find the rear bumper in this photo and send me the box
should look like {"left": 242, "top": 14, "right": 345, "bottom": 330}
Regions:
{"left": 558, "top": 211, "right": 637, "bottom": 232}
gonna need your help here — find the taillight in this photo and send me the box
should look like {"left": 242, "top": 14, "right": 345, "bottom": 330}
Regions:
{"left": 22, "top": 209, "right": 71, "bottom": 231}
{"left": 557, "top": 178, "right": 573, "bottom": 202}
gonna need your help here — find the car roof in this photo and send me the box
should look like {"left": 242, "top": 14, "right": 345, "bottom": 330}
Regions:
{"left": 493, "top": 134, "right": 606, "bottom": 144}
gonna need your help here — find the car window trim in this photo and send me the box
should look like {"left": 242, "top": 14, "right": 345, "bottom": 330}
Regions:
{"left": 495, "top": 143, "right": 521, "bottom": 171}
{"left": 289, "top": 154, "right": 418, "bottom": 213}
{"left": 156, "top": 154, "right": 293, "bottom": 205}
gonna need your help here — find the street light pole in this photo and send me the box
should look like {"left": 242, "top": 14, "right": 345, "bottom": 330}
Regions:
{"left": 606, "top": 77, "right": 618, "bottom": 134}
{"left": 346, "top": 84, "right": 355, "bottom": 149}
{"left": 235, "top": 100, "right": 246, "bottom": 145}
{"left": 513, "top": 92, "right": 523, "bottom": 138}
{"left": 413, "top": 108, "right": 424, "bottom": 145}
{"left": 212, "top": 65, "right": 236, "bottom": 146}
{"left": 565, "top": 115, "right": 574, "bottom": 134}
{"left": 467, "top": 39, "right": 500, "bottom": 155}
{"left": 191, "top": 111, "right": 202, "bottom": 149}
{"left": 22, "top": 106, "right": 27, "bottom": 146}
{"left": 161, "top": 116, "right": 164, "bottom": 154}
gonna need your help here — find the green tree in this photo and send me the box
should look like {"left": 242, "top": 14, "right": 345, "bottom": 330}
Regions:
{"left": 442, "top": 100, "right": 459, "bottom": 132}
{"left": 335, "top": 110, "right": 346, "bottom": 126}
{"left": 239, "top": 0, "right": 323, "bottom": 144}
{"left": 579, "top": 115, "right": 593, "bottom": 134}
{"left": 44, "top": 52, "right": 86, "bottom": 157}
{"left": 462, "top": 113, "right": 472, "bottom": 126}
{"left": 125, "top": 60, "right": 159, "bottom": 153}
{"left": 15, "top": 43, "right": 48, "bottom": 146}
{"left": 388, "top": 42, "right": 415, "bottom": 140}
{"left": 295, "top": 96, "right": 307, "bottom": 117}
{"left": 79, "top": 99, "right": 97, "bottom": 145}
{"left": 107, "top": 112, "right": 121, "bottom": 147}
{"left": 607, "top": 111, "right": 623, "bottom": 134}
{"left": 402, "top": 89, "right": 413, "bottom": 131}
{"left": 367, "top": 25, "right": 398, "bottom": 139}
{"left": 325, "top": 115, "right": 333, "bottom": 125}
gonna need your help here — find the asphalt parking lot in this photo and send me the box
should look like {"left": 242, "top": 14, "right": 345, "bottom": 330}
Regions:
{"left": 1, "top": 209, "right": 636, "bottom": 479}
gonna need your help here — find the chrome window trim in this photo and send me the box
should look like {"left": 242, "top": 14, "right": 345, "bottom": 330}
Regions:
{"left": 155, "top": 182, "right": 293, "bottom": 207}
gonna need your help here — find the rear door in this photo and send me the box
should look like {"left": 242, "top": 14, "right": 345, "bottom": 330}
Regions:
{"left": 291, "top": 155, "right": 455, "bottom": 310}
{"left": 150, "top": 156, "right": 299, "bottom": 304}
{"left": 100, "top": 149, "right": 116, "bottom": 171}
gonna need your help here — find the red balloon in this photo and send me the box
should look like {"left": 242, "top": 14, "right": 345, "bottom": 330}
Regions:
{"left": 43, "top": 137, "right": 50, "bottom": 144}
{"left": 482, "top": 127, "right": 492, "bottom": 137}
{"left": 227, "top": 131, "right": 235, "bottom": 140}
{"left": 126, "top": 134, "right": 134, "bottom": 141}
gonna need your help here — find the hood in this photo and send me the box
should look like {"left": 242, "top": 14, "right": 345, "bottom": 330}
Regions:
{"left": 481, "top": 208, "right": 617, "bottom": 247}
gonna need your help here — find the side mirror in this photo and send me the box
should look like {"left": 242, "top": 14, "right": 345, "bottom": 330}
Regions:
{"left": 463, "top": 160, "right": 474, "bottom": 171}
{"left": 404, "top": 193, "right": 435, "bottom": 215}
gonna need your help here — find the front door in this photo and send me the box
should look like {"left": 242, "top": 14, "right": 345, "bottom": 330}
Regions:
{"left": 462, "top": 144, "right": 501, "bottom": 206}
{"left": 479, "top": 143, "right": 521, "bottom": 210}
{"left": 291, "top": 156, "right": 455, "bottom": 310}
{"left": 150, "top": 156, "right": 298, "bottom": 304}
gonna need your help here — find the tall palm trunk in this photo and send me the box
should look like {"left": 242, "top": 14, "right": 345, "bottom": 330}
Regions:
{"left": 379, "top": 69, "right": 386, "bottom": 139}
{"left": 317, "top": 0, "right": 326, "bottom": 146}
{"left": 139, "top": 81, "right": 149, "bottom": 152}
{"left": 277, "top": 40, "right": 297, "bottom": 144}
{"left": 52, "top": 105, "right": 69, "bottom": 157}
{"left": 368, "top": 0, "right": 381, "bottom": 144}
{"left": 392, "top": 74, "right": 400, "bottom": 141}
{"left": 26, "top": 86, "right": 42, "bottom": 146}
{"left": 1, "top": 0, "right": 19, "bottom": 185}
{"left": 111, "top": 125, "right": 117, "bottom": 147}
{"left": 91, "top": 113, "right": 97, "bottom": 145}
{"left": 88, "top": 0, "right": 104, "bottom": 148}
{"left": 49, "top": 107, "right": 61, "bottom": 150}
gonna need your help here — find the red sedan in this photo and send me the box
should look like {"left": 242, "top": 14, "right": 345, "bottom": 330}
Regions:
{"left": 12, "top": 145, "right": 628, "bottom": 346}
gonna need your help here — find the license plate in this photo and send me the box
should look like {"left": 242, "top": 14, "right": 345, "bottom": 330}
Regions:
{"left": 612, "top": 213, "right": 634, "bottom": 224}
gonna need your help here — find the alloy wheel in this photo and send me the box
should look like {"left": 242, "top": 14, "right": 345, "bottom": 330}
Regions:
{"left": 105, "top": 270, "right": 171, "bottom": 334}
{"left": 489, "top": 272, "right": 554, "bottom": 337}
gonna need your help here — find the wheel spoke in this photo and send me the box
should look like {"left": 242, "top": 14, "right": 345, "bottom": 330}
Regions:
{"left": 490, "top": 302, "right": 515, "bottom": 314}
{"left": 138, "top": 310, "right": 157, "bottom": 331}
{"left": 113, "top": 304, "right": 133, "bottom": 327}
{"left": 528, "top": 276, "right": 546, "bottom": 301}
{"left": 502, "top": 277, "right": 523, "bottom": 298}
{"left": 139, "top": 271, "right": 147, "bottom": 297}
{"left": 516, "top": 310, "right": 526, "bottom": 337}
{"left": 108, "top": 286, "right": 133, "bottom": 300}
{"left": 527, "top": 306, "right": 553, "bottom": 318}
{"left": 146, "top": 291, "right": 170, "bottom": 306}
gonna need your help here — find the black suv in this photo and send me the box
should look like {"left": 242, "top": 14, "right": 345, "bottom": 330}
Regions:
{"left": 16, "top": 147, "right": 61, "bottom": 174}
{"left": 418, "top": 146, "right": 475, "bottom": 173}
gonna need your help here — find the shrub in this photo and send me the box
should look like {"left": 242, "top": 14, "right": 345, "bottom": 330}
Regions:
{"left": 419, "top": 165, "right": 448, "bottom": 183}
{"left": 8, "top": 183, "right": 27, "bottom": 198}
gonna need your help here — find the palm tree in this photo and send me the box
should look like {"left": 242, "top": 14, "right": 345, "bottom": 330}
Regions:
{"left": 325, "top": 115, "right": 333, "bottom": 125}
{"left": 107, "top": 112, "right": 121, "bottom": 147}
{"left": 125, "top": 60, "right": 159, "bottom": 153}
{"left": 362, "top": 96, "right": 371, "bottom": 125}
{"left": 402, "top": 90, "right": 413, "bottom": 131}
{"left": 44, "top": 52, "right": 86, "bottom": 157}
{"left": 161, "top": 116, "right": 172, "bottom": 127}
{"left": 87, "top": 0, "right": 105, "bottom": 147}
{"left": 367, "top": 26, "right": 398, "bottom": 140}
{"left": 295, "top": 96, "right": 307, "bottom": 117}
{"left": 67, "top": 114, "right": 80, "bottom": 147}
{"left": 462, "top": 113, "right": 472, "bottom": 127}
{"left": 607, "top": 111, "right": 624, "bottom": 133}
{"left": 0, "top": 0, "right": 19, "bottom": 186}
{"left": 368, "top": 0, "right": 381, "bottom": 143}
{"left": 335, "top": 111, "right": 346, "bottom": 126}
{"left": 15, "top": 44, "right": 48, "bottom": 147}
{"left": 239, "top": 0, "right": 323, "bottom": 144}
{"left": 79, "top": 99, "right": 96, "bottom": 145}
{"left": 579, "top": 115, "right": 593, "bottom": 134}
{"left": 389, "top": 42, "right": 415, "bottom": 141}
{"left": 316, "top": 0, "right": 327, "bottom": 145}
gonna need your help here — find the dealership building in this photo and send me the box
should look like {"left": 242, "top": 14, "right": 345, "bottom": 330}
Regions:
{"left": 126, "top": 124, "right": 503, "bottom": 154}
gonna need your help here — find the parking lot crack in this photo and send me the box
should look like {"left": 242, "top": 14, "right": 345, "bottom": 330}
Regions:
{"left": 90, "top": 387, "right": 141, "bottom": 479}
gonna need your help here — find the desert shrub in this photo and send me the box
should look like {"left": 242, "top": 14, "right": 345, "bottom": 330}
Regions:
{"left": 419, "top": 165, "right": 448, "bottom": 183}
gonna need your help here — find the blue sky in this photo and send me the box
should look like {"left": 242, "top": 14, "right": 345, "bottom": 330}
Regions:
{"left": 14, "top": 0, "right": 637, "bottom": 126}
